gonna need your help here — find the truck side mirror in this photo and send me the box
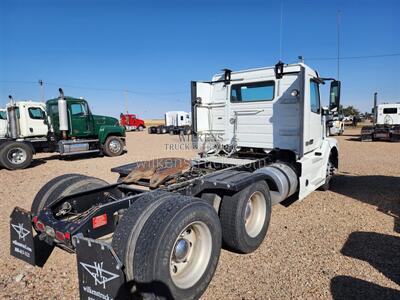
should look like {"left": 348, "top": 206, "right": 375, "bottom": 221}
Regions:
{"left": 329, "top": 80, "right": 341, "bottom": 111}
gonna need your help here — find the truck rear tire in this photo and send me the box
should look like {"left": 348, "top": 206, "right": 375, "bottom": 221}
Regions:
{"left": 0, "top": 141, "right": 33, "bottom": 170}
{"left": 219, "top": 181, "right": 271, "bottom": 254}
{"left": 31, "top": 174, "right": 108, "bottom": 215}
{"left": 103, "top": 136, "right": 124, "bottom": 157}
{"left": 113, "top": 193, "right": 221, "bottom": 299}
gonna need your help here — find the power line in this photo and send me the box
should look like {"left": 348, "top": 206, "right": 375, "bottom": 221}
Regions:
{"left": 306, "top": 52, "right": 400, "bottom": 61}
{"left": 0, "top": 80, "right": 187, "bottom": 96}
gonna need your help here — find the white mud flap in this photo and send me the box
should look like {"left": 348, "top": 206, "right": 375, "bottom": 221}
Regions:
{"left": 10, "top": 207, "right": 36, "bottom": 266}
{"left": 10, "top": 207, "right": 54, "bottom": 267}
{"left": 75, "top": 237, "right": 127, "bottom": 300}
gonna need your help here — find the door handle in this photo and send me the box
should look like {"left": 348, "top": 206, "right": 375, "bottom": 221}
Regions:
{"left": 306, "top": 139, "right": 314, "bottom": 146}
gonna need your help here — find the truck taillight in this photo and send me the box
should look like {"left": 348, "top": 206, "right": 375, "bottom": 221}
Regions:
{"left": 55, "top": 231, "right": 65, "bottom": 241}
{"left": 92, "top": 214, "right": 107, "bottom": 229}
{"left": 34, "top": 217, "right": 45, "bottom": 232}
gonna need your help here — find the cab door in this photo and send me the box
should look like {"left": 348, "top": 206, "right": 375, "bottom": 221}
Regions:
{"left": 304, "top": 78, "right": 323, "bottom": 153}
{"left": 69, "top": 101, "right": 93, "bottom": 137}
{"left": 26, "top": 105, "right": 48, "bottom": 136}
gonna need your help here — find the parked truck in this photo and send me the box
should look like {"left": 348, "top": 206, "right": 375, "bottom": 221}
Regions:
{"left": 0, "top": 108, "right": 7, "bottom": 138}
{"left": 148, "top": 111, "right": 191, "bottom": 135}
{"left": 361, "top": 93, "right": 400, "bottom": 142}
{"left": 10, "top": 62, "right": 340, "bottom": 299}
{"left": 120, "top": 113, "right": 146, "bottom": 131}
{"left": 0, "top": 89, "right": 126, "bottom": 170}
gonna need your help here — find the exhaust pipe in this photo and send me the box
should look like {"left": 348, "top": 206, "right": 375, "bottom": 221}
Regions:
{"left": 7, "top": 95, "right": 19, "bottom": 139}
{"left": 58, "top": 88, "right": 68, "bottom": 139}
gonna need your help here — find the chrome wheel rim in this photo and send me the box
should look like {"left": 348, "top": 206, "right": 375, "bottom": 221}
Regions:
{"left": 109, "top": 140, "right": 121, "bottom": 153}
{"left": 7, "top": 147, "right": 27, "bottom": 165}
{"left": 170, "top": 222, "right": 212, "bottom": 289}
{"left": 244, "top": 191, "right": 266, "bottom": 238}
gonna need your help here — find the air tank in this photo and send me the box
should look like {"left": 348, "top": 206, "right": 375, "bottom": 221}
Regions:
{"left": 58, "top": 88, "right": 69, "bottom": 134}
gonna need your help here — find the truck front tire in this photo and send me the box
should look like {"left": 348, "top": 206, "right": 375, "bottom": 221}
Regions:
{"left": 113, "top": 193, "right": 222, "bottom": 299}
{"left": 219, "top": 181, "right": 271, "bottom": 254}
{"left": 0, "top": 141, "right": 33, "bottom": 170}
{"left": 103, "top": 136, "right": 124, "bottom": 157}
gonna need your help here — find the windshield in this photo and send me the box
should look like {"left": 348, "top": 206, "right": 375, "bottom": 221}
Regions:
{"left": 0, "top": 111, "right": 6, "bottom": 120}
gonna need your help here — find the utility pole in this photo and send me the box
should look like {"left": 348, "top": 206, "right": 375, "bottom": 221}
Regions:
{"left": 38, "top": 79, "right": 45, "bottom": 102}
{"left": 124, "top": 90, "right": 129, "bottom": 114}
{"left": 337, "top": 10, "right": 341, "bottom": 79}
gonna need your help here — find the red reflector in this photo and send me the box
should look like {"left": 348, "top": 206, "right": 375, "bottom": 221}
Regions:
{"left": 65, "top": 232, "right": 71, "bottom": 240}
{"left": 36, "top": 221, "right": 45, "bottom": 231}
{"left": 92, "top": 214, "right": 107, "bottom": 229}
{"left": 55, "top": 231, "right": 65, "bottom": 241}
{"left": 32, "top": 216, "right": 38, "bottom": 224}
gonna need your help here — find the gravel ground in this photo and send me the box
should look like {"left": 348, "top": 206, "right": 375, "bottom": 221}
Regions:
{"left": 0, "top": 128, "right": 399, "bottom": 299}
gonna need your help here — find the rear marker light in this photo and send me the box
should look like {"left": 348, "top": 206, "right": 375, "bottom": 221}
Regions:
{"left": 92, "top": 214, "right": 107, "bottom": 229}
{"left": 64, "top": 232, "right": 71, "bottom": 240}
{"left": 36, "top": 221, "right": 45, "bottom": 232}
{"left": 55, "top": 231, "right": 65, "bottom": 241}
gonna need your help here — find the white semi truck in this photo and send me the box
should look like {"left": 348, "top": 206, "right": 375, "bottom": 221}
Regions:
{"left": 148, "top": 111, "right": 191, "bottom": 135}
{"left": 0, "top": 91, "right": 126, "bottom": 170}
{"left": 10, "top": 61, "right": 341, "bottom": 299}
{"left": 361, "top": 93, "right": 400, "bottom": 141}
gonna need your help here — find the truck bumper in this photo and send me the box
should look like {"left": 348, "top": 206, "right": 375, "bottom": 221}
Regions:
{"left": 10, "top": 207, "right": 129, "bottom": 299}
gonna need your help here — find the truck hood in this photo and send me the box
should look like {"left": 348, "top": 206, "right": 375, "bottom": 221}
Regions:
{"left": 93, "top": 115, "right": 120, "bottom": 126}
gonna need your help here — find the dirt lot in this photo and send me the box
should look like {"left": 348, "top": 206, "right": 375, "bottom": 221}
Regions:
{"left": 1, "top": 128, "right": 399, "bottom": 299}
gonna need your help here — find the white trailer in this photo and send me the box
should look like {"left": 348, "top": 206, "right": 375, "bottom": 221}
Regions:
{"left": 10, "top": 61, "right": 341, "bottom": 300}
{"left": 361, "top": 93, "right": 400, "bottom": 141}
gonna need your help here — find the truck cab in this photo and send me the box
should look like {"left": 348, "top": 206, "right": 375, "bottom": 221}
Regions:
{"left": 119, "top": 113, "right": 146, "bottom": 131}
{"left": 192, "top": 62, "right": 340, "bottom": 199}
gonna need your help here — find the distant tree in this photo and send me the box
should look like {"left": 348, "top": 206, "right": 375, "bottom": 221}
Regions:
{"left": 342, "top": 105, "right": 360, "bottom": 117}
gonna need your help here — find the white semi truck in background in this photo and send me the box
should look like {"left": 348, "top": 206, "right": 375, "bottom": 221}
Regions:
{"left": 148, "top": 110, "right": 191, "bottom": 134}
{"left": 10, "top": 61, "right": 341, "bottom": 300}
{"left": 361, "top": 93, "right": 400, "bottom": 141}
{"left": 0, "top": 91, "right": 126, "bottom": 170}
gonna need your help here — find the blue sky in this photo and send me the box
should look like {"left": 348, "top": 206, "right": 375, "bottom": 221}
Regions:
{"left": 1, "top": 0, "right": 399, "bottom": 118}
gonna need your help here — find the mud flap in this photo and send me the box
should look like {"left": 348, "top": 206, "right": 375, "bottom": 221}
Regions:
{"left": 75, "top": 237, "right": 128, "bottom": 300}
{"left": 10, "top": 207, "right": 36, "bottom": 266}
{"left": 10, "top": 207, "right": 54, "bottom": 267}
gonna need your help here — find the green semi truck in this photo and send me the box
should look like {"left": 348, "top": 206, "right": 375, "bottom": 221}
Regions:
{"left": 0, "top": 89, "right": 126, "bottom": 170}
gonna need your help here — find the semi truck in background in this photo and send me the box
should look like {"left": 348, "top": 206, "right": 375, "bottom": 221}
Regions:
{"left": 148, "top": 110, "right": 191, "bottom": 135}
{"left": 120, "top": 113, "right": 146, "bottom": 131}
{"left": 0, "top": 89, "right": 126, "bottom": 170}
{"left": 361, "top": 93, "right": 400, "bottom": 142}
{"left": 10, "top": 61, "right": 341, "bottom": 299}
{"left": 0, "top": 108, "right": 7, "bottom": 138}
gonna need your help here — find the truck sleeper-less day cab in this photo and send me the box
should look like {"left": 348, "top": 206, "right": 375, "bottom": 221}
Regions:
{"left": 120, "top": 113, "right": 146, "bottom": 131}
{"left": 361, "top": 94, "right": 400, "bottom": 142}
{"left": 0, "top": 89, "right": 126, "bottom": 170}
{"left": 10, "top": 62, "right": 340, "bottom": 300}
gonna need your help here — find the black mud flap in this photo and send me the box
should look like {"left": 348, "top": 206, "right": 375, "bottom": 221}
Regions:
{"left": 10, "top": 207, "right": 54, "bottom": 267}
{"left": 10, "top": 207, "right": 36, "bottom": 266}
{"left": 75, "top": 237, "right": 128, "bottom": 300}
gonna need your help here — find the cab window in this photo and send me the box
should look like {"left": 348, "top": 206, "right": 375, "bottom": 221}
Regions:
{"left": 28, "top": 107, "right": 45, "bottom": 120}
{"left": 0, "top": 111, "right": 6, "bottom": 120}
{"left": 231, "top": 81, "right": 275, "bottom": 102}
{"left": 383, "top": 107, "right": 397, "bottom": 114}
{"left": 71, "top": 103, "right": 87, "bottom": 116}
{"left": 310, "top": 80, "right": 320, "bottom": 114}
